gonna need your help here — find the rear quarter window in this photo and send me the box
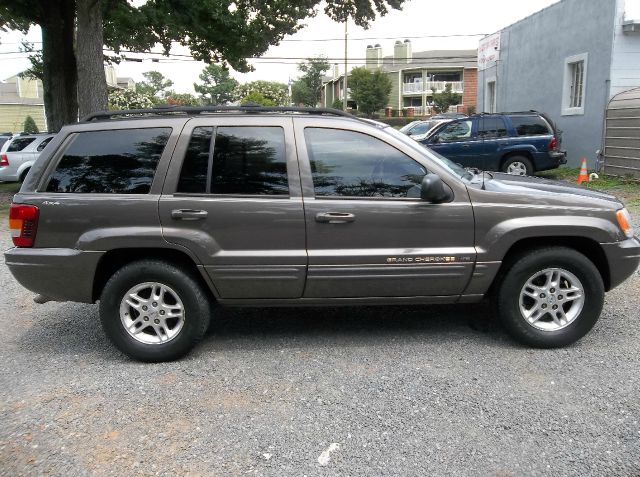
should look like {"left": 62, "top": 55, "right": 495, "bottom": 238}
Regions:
{"left": 7, "top": 137, "right": 36, "bottom": 152}
{"left": 46, "top": 128, "right": 171, "bottom": 194}
{"left": 509, "top": 116, "right": 551, "bottom": 136}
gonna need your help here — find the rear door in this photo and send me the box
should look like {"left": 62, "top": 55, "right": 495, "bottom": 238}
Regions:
{"left": 476, "top": 117, "right": 510, "bottom": 170}
{"left": 159, "top": 116, "right": 306, "bottom": 299}
{"left": 293, "top": 118, "right": 475, "bottom": 299}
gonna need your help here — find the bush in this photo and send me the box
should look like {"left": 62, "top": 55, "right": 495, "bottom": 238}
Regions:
{"left": 466, "top": 105, "right": 476, "bottom": 115}
{"left": 108, "top": 89, "right": 154, "bottom": 110}
{"left": 23, "top": 115, "right": 39, "bottom": 133}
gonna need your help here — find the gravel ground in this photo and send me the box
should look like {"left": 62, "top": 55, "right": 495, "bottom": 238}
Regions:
{"left": 1, "top": 216, "right": 639, "bottom": 477}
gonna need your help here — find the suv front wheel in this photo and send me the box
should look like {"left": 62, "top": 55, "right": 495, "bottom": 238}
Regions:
{"left": 496, "top": 247, "right": 604, "bottom": 348}
{"left": 100, "top": 260, "right": 212, "bottom": 362}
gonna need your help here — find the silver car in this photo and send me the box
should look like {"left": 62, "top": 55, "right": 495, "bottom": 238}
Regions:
{"left": 0, "top": 133, "right": 55, "bottom": 183}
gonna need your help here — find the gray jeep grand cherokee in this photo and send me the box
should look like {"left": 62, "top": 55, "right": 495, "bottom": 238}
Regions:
{"left": 5, "top": 106, "right": 639, "bottom": 361}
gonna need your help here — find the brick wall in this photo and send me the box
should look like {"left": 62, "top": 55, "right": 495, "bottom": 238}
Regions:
{"left": 462, "top": 68, "right": 478, "bottom": 112}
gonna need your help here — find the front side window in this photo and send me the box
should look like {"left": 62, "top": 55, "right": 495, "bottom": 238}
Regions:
{"left": 305, "top": 128, "right": 426, "bottom": 198}
{"left": 8, "top": 137, "right": 36, "bottom": 152}
{"left": 437, "top": 120, "right": 473, "bottom": 142}
{"left": 46, "top": 128, "right": 171, "bottom": 194}
{"left": 176, "top": 126, "right": 288, "bottom": 196}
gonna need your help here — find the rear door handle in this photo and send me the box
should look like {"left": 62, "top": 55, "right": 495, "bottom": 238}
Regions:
{"left": 315, "top": 212, "right": 356, "bottom": 224}
{"left": 171, "top": 209, "right": 208, "bottom": 220}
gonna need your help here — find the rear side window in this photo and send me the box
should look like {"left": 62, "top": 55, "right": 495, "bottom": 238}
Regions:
{"left": 477, "top": 117, "right": 508, "bottom": 138}
{"left": 36, "top": 136, "right": 54, "bottom": 152}
{"left": 7, "top": 137, "right": 36, "bottom": 152}
{"left": 510, "top": 116, "right": 551, "bottom": 136}
{"left": 46, "top": 128, "right": 171, "bottom": 194}
{"left": 177, "top": 126, "right": 288, "bottom": 196}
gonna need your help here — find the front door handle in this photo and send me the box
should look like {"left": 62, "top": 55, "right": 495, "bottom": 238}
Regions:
{"left": 171, "top": 209, "right": 208, "bottom": 220}
{"left": 315, "top": 212, "right": 356, "bottom": 224}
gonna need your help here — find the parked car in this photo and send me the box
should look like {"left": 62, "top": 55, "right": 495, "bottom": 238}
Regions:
{"left": 5, "top": 106, "right": 638, "bottom": 361}
{"left": 420, "top": 112, "right": 566, "bottom": 175}
{"left": 399, "top": 119, "right": 450, "bottom": 142}
{"left": 431, "top": 112, "right": 468, "bottom": 120}
{"left": 0, "top": 133, "right": 55, "bottom": 182}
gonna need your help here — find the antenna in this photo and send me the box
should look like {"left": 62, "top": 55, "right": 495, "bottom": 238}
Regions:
{"left": 481, "top": 115, "right": 486, "bottom": 190}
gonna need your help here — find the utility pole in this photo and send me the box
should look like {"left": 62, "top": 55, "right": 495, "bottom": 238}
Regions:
{"left": 343, "top": 20, "right": 348, "bottom": 111}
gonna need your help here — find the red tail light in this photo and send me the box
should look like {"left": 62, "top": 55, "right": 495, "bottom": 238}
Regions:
{"left": 0, "top": 153, "right": 8, "bottom": 166}
{"left": 9, "top": 204, "right": 39, "bottom": 247}
{"left": 549, "top": 137, "right": 558, "bottom": 151}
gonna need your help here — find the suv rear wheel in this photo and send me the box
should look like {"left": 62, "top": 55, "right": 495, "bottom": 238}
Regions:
{"left": 100, "top": 260, "right": 212, "bottom": 362}
{"left": 496, "top": 247, "right": 604, "bottom": 348}
{"left": 502, "top": 155, "right": 533, "bottom": 176}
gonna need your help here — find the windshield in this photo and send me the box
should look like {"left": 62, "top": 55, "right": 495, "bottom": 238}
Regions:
{"left": 383, "top": 126, "right": 471, "bottom": 180}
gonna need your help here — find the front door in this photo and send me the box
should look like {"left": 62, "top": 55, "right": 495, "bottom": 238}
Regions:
{"left": 294, "top": 119, "right": 475, "bottom": 299}
{"left": 159, "top": 117, "right": 306, "bottom": 299}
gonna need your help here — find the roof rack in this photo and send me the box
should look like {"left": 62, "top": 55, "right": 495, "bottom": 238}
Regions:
{"left": 476, "top": 110, "right": 540, "bottom": 116}
{"left": 81, "top": 104, "right": 356, "bottom": 122}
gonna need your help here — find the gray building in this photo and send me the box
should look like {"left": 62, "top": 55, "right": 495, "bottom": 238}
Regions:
{"left": 477, "top": 0, "right": 640, "bottom": 167}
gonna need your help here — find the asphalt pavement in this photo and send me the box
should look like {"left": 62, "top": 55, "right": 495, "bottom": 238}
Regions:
{"left": 1, "top": 217, "right": 639, "bottom": 477}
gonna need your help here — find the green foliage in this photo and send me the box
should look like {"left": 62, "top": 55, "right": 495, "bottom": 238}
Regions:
{"left": 323, "top": 0, "right": 405, "bottom": 26}
{"left": 108, "top": 88, "right": 154, "bottom": 110}
{"left": 235, "top": 81, "right": 289, "bottom": 106}
{"left": 240, "top": 91, "right": 277, "bottom": 106}
{"left": 292, "top": 57, "right": 330, "bottom": 106}
{"left": 23, "top": 115, "right": 39, "bottom": 133}
{"left": 135, "top": 71, "right": 173, "bottom": 100}
{"left": 432, "top": 83, "right": 461, "bottom": 114}
{"left": 466, "top": 105, "right": 476, "bottom": 115}
{"left": 331, "top": 98, "right": 343, "bottom": 110}
{"left": 164, "top": 92, "right": 200, "bottom": 106}
{"left": 193, "top": 64, "right": 238, "bottom": 105}
{"left": 348, "top": 67, "right": 392, "bottom": 117}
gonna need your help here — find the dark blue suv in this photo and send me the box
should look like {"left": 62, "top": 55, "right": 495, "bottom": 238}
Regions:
{"left": 419, "top": 112, "right": 566, "bottom": 175}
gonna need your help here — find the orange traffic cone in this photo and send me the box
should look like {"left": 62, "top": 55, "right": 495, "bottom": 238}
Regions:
{"left": 577, "top": 158, "right": 589, "bottom": 184}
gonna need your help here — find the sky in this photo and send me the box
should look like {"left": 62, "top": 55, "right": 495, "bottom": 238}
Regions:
{"left": 0, "top": 0, "right": 623, "bottom": 95}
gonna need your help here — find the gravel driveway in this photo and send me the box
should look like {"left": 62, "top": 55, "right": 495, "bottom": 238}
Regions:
{"left": 1, "top": 216, "right": 639, "bottom": 477}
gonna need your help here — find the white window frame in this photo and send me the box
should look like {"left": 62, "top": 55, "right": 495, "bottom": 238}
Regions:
{"left": 562, "top": 53, "right": 588, "bottom": 116}
{"left": 484, "top": 77, "right": 497, "bottom": 113}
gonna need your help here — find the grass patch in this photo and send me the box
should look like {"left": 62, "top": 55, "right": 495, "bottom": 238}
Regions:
{"left": 0, "top": 182, "right": 21, "bottom": 194}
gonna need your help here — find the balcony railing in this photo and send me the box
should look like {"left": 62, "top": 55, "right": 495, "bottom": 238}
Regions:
{"left": 402, "top": 81, "right": 464, "bottom": 94}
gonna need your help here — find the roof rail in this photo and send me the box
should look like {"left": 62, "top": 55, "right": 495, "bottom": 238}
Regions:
{"left": 476, "top": 110, "right": 540, "bottom": 116}
{"left": 81, "top": 104, "right": 355, "bottom": 122}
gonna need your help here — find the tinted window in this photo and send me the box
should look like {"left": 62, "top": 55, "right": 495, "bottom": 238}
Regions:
{"left": 510, "top": 115, "right": 551, "bottom": 136}
{"left": 305, "top": 128, "right": 426, "bottom": 198}
{"left": 8, "top": 137, "right": 36, "bottom": 152}
{"left": 410, "top": 121, "right": 436, "bottom": 136}
{"left": 477, "top": 117, "right": 508, "bottom": 138}
{"left": 437, "top": 120, "right": 473, "bottom": 142}
{"left": 210, "top": 126, "right": 287, "bottom": 195}
{"left": 36, "top": 136, "right": 54, "bottom": 152}
{"left": 46, "top": 128, "right": 170, "bottom": 194}
{"left": 177, "top": 127, "right": 212, "bottom": 193}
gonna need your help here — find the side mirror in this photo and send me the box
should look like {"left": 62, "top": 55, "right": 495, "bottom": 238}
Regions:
{"left": 420, "top": 173, "right": 454, "bottom": 203}
{"left": 431, "top": 135, "right": 439, "bottom": 144}
{"left": 407, "top": 130, "right": 415, "bottom": 136}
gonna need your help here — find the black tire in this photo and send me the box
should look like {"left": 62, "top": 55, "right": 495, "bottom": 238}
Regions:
{"left": 19, "top": 168, "right": 30, "bottom": 183}
{"left": 496, "top": 247, "right": 604, "bottom": 348}
{"left": 501, "top": 155, "right": 533, "bottom": 176}
{"left": 100, "top": 260, "right": 212, "bottom": 362}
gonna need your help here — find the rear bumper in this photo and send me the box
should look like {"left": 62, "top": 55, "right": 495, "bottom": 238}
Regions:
{"left": 4, "top": 247, "right": 103, "bottom": 303}
{"left": 601, "top": 236, "right": 640, "bottom": 290}
{"left": 534, "top": 150, "right": 567, "bottom": 172}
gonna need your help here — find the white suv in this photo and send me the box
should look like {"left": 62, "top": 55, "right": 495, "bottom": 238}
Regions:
{"left": 0, "top": 133, "right": 55, "bottom": 183}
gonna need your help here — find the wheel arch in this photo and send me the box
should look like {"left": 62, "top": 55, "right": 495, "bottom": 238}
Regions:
{"left": 92, "top": 247, "right": 217, "bottom": 302}
{"left": 500, "top": 150, "right": 534, "bottom": 171}
{"left": 486, "top": 236, "right": 611, "bottom": 296}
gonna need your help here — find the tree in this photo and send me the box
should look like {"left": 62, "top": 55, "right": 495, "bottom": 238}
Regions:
{"left": 235, "top": 81, "right": 289, "bottom": 106}
{"left": 331, "top": 98, "right": 343, "bottom": 110}
{"left": 240, "top": 92, "right": 277, "bottom": 107}
{"left": 292, "top": 57, "right": 330, "bottom": 106}
{"left": 23, "top": 116, "right": 39, "bottom": 133}
{"left": 0, "top": 0, "right": 405, "bottom": 129}
{"left": 136, "top": 71, "right": 174, "bottom": 100}
{"left": 348, "top": 67, "right": 392, "bottom": 117}
{"left": 431, "top": 84, "right": 461, "bottom": 114}
{"left": 77, "top": 0, "right": 107, "bottom": 118}
{"left": 193, "top": 64, "right": 238, "bottom": 105}
{"left": 108, "top": 88, "right": 154, "bottom": 110}
{"left": 164, "top": 92, "right": 200, "bottom": 106}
